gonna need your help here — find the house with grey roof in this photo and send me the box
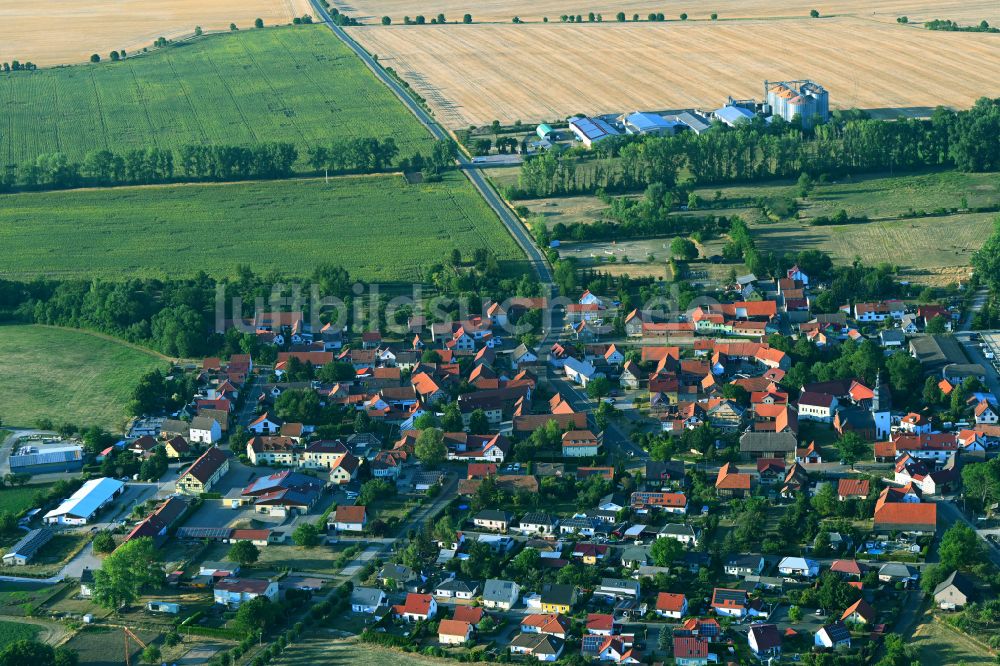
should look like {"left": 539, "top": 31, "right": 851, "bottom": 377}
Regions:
{"left": 482, "top": 579, "right": 520, "bottom": 610}
{"left": 658, "top": 523, "right": 700, "bottom": 546}
{"left": 597, "top": 578, "right": 641, "bottom": 599}
{"left": 350, "top": 586, "right": 387, "bottom": 614}
{"left": 933, "top": 570, "right": 974, "bottom": 609}
{"left": 434, "top": 578, "right": 479, "bottom": 600}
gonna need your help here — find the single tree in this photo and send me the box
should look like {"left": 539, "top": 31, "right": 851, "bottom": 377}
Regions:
{"left": 616, "top": 12, "right": 625, "bottom": 21}
{"left": 711, "top": 12, "right": 718, "bottom": 19}
{"left": 292, "top": 522, "right": 321, "bottom": 548}
{"left": 90, "top": 54, "right": 100, "bottom": 63}
{"left": 381, "top": 16, "right": 391, "bottom": 24}
{"left": 92, "top": 537, "right": 162, "bottom": 610}
{"left": 468, "top": 409, "right": 490, "bottom": 435}
{"left": 415, "top": 428, "right": 447, "bottom": 466}
{"left": 93, "top": 531, "right": 116, "bottom": 554}
{"left": 650, "top": 536, "right": 683, "bottom": 566}
{"left": 234, "top": 596, "right": 280, "bottom": 634}
{"left": 679, "top": 12, "right": 688, "bottom": 20}
{"left": 254, "top": 17, "right": 264, "bottom": 28}
{"left": 810, "top": 8, "right": 820, "bottom": 17}
{"left": 835, "top": 432, "right": 869, "bottom": 470}
{"left": 228, "top": 540, "right": 260, "bottom": 566}
{"left": 670, "top": 237, "right": 699, "bottom": 261}
{"left": 586, "top": 376, "right": 612, "bottom": 399}
{"left": 463, "top": 13, "right": 472, "bottom": 23}
{"left": 141, "top": 645, "right": 161, "bottom": 664}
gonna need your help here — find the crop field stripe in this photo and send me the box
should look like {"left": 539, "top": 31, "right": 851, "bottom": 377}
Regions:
{"left": 201, "top": 51, "right": 261, "bottom": 144}
{"left": 237, "top": 33, "right": 307, "bottom": 145}
{"left": 88, "top": 70, "right": 111, "bottom": 151}
{"left": 126, "top": 62, "right": 163, "bottom": 148}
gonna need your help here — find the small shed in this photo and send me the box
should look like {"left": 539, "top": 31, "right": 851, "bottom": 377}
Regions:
{"left": 536, "top": 123, "right": 554, "bottom": 139}
{"left": 146, "top": 601, "right": 181, "bottom": 614}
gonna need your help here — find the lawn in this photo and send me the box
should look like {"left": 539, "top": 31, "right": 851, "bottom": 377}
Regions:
{"left": 0, "top": 173, "right": 525, "bottom": 281}
{"left": 0, "top": 621, "right": 41, "bottom": 650}
{"left": 912, "top": 612, "right": 995, "bottom": 664}
{"left": 0, "top": 26, "right": 432, "bottom": 167}
{"left": 0, "top": 325, "right": 166, "bottom": 429}
{"left": 62, "top": 626, "right": 158, "bottom": 666}
{"left": 273, "top": 635, "right": 450, "bottom": 666}
{"left": 0, "top": 483, "right": 55, "bottom": 514}
{"left": 0, "top": 582, "right": 67, "bottom": 617}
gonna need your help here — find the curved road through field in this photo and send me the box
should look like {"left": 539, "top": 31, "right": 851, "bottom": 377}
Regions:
{"left": 307, "top": 2, "right": 553, "bottom": 288}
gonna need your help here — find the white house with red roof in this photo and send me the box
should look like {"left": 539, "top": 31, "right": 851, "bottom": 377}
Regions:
{"left": 655, "top": 592, "right": 688, "bottom": 619}
{"left": 394, "top": 593, "right": 437, "bottom": 622}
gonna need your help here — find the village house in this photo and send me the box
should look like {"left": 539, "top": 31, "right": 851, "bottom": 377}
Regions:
{"left": 213, "top": 578, "right": 278, "bottom": 608}
{"left": 933, "top": 570, "right": 974, "bottom": 610}
{"left": 438, "top": 619, "right": 473, "bottom": 645}
{"left": 748, "top": 623, "right": 782, "bottom": 660}
{"left": 176, "top": 447, "right": 229, "bottom": 495}
{"left": 394, "top": 593, "right": 437, "bottom": 622}
{"left": 350, "top": 587, "right": 387, "bottom": 614}
{"left": 331, "top": 505, "right": 366, "bottom": 533}
{"left": 562, "top": 430, "right": 601, "bottom": 457}
{"left": 655, "top": 592, "right": 688, "bottom": 619}
{"left": 508, "top": 633, "right": 563, "bottom": 662}
{"left": 473, "top": 509, "right": 513, "bottom": 533}
{"left": 482, "top": 579, "right": 520, "bottom": 610}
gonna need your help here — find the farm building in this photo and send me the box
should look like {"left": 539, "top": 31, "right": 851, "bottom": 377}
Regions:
{"left": 765, "top": 80, "right": 829, "bottom": 128}
{"left": 568, "top": 116, "right": 620, "bottom": 148}
{"left": 9, "top": 445, "right": 84, "bottom": 473}
{"left": 713, "top": 105, "right": 756, "bottom": 127}
{"left": 662, "top": 111, "right": 712, "bottom": 134}
{"left": 2, "top": 528, "right": 54, "bottom": 565}
{"left": 536, "top": 123, "right": 555, "bottom": 139}
{"left": 620, "top": 111, "right": 678, "bottom": 136}
{"left": 44, "top": 477, "right": 125, "bottom": 525}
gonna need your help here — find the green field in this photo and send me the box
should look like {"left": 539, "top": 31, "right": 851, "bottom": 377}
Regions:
{"left": 0, "top": 483, "right": 54, "bottom": 514}
{"left": 0, "top": 26, "right": 432, "bottom": 166}
{"left": 0, "top": 325, "right": 166, "bottom": 429}
{"left": 0, "top": 620, "right": 41, "bottom": 649}
{"left": 0, "top": 173, "right": 524, "bottom": 281}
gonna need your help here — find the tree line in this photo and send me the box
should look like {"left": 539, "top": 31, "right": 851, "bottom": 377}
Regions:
{"left": 0, "top": 143, "right": 297, "bottom": 192}
{"left": 512, "top": 98, "right": 1000, "bottom": 198}
{"left": 1, "top": 138, "right": 458, "bottom": 194}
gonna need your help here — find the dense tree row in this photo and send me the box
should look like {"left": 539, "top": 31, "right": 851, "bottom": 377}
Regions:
{"left": 0, "top": 143, "right": 296, "bottom": 192}
{"left": 0, "top": 138, "right": 459, "bottom": 194}
{"left": 513, "top": 98, "right": 1000, "bottom": 197}
{"left": 306, "top": 138, "right": 398, "bottom": 173}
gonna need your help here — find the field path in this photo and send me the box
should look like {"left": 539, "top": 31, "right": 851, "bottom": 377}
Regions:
{"left": 0, "top": 614, "right": 71, "bottom": 646}
{"left": 33, "top": 325, "right": 186, "bottom": 364}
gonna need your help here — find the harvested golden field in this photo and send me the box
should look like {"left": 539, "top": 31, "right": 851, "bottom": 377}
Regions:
{"left": 0, "top": 0, "right": 311, "bottom": 66}
{"left": 352, "top": 18, "right": 1000, "bottom": 128}
{"left": 334, "top": 0, "right": 1000, "bottom": 25}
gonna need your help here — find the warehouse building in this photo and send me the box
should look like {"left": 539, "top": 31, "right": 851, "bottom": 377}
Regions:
{"left": 765, "top": 80, "right": 829, "bottom": 128}
{"left": 44, "top": 477, "right": 125, "bottom": 525}
{"left": 662, "top": 111, "right": 712, "bottom": 134}
{"left": 568, "top": 116, "right": 620, "bottom": 148}
{"left": 10, "top": 445, "right": 84, "bottom": 474}
{"left": 2, "top": 528, "right": 54, "bottom": 565}
{"left": 713, "top": 105, "right": 756, "bottom": 127}
{"left": 620, "top": 111, "right": 679, "bottom": 136}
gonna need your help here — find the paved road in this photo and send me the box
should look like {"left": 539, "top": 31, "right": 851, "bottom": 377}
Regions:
{"left": 935, "top": 499, "right": 1000, "bottom": 568}
{"left": 308, "top": 1, "right": 553, "bottom": 290}
{"left": 959, "top": 287, "right": 989, "bottom": 332}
